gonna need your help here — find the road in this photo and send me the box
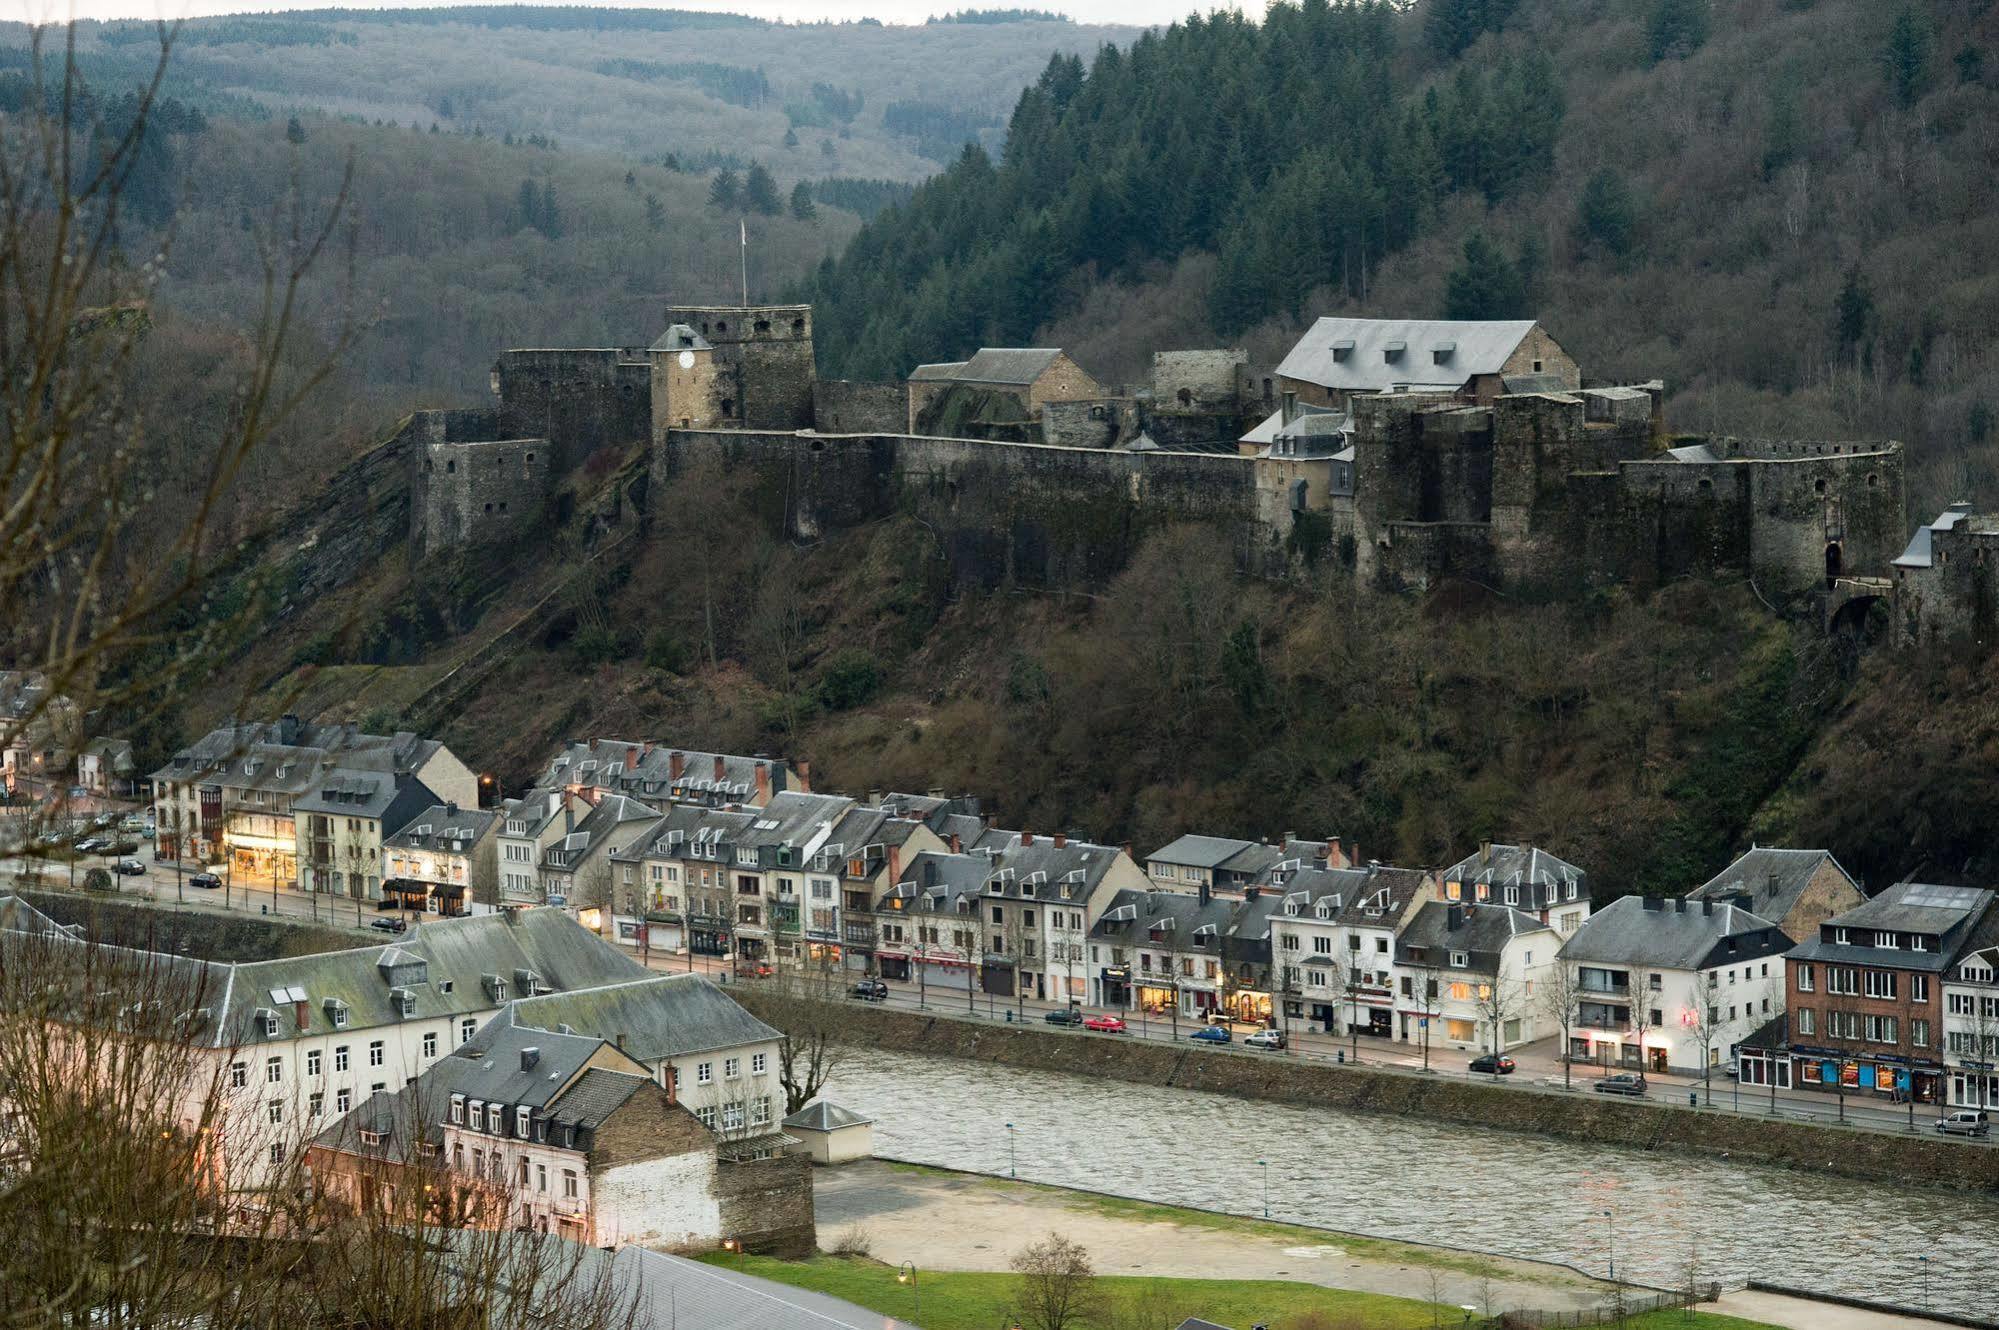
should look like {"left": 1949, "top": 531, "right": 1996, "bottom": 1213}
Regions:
{"left": 1, "top": 839, "right": 1976, "bottom": 1140}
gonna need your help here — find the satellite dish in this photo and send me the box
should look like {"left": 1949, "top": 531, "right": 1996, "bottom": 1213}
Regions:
{"left": 677, "top": 350, "right": 696, "bottom": 369}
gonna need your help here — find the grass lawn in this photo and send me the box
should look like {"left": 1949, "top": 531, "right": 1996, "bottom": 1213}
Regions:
{"left": 696, "top": 1254, "right": 1780, "bottom": 1330}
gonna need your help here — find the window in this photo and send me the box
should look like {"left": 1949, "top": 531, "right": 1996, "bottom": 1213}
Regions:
{"left": 536, "top": 1163, "right": 548, "bottom": 1193}
{"left": 334, "top": 1046, "right": 350, "bottom": 1072}
{"left": 230, "top": 1061, "right": 248, "bottom": 1089}
{"left": 562, "top": 1169, "right": 579, "bottom": 1199}
{"left": 450, "top": 1095, "right": 466, "bottom": 1124}
{"left": 1911, "top": 974, "right": 1930, "bottom": 1003}
{"left": 423, "top": 1032, "right": 438, "bottom": 1057}
{"left": 267, "top": 1099, "right": 284, "bottom": 1124}
{"left": 1950, "top": 992, "right": 1975, "bottom": 1016}
{"left": 752, "top": 1095, "right": 772, "bottom": 1126}
{"left": 697, "top": 1061, "right": 713, "bottom": 1084}
{"left": 1449, "top": 982, "right": 1470, "bottom": 1001}
{"left": 751, "top": 1052, "right": 767, "bottom": 1075}
{"left": 368, "top": 1040, "right": 385, "bottom": 1067}
{"left": 266, "top": 1056, "right": 283, "bottom": 1084}
{"left": 721, "top": 1101, "right": 746, "bottom": 1131}
{"left": 1828, "top": 967, "right": 1859, "bottom": 996}
{"left": 309, "top": 1091, "right": 324, "bottom": 1118}
{"left": 261, "top": 1012, "right": 279, "bottom": 1038}
{"left": 336, "top": 1089, "right": 352, "bottom": 1113}
{"left": 517, "top": 1106, "right": 530, "bottom": 1136}
{"left": 460, "top": 1017, "right": 477, "bottom": 1046}
{"left": 725, "top": 1057, "right": 741, "bottom": 1079}
{"left": 306, "top": 1049, "right": 322, "bottom": 1077}
{"left": 519, "top": 1157, "right": 530, "bottom": 1186}
{"left": 1863, "top": 970, "right": 1896, "bottom": 1000}
{"left": 1865, "top": 1015, "right": 1898, "bottom": 1044}
{"left": 696, "top": 1105, "right": 717, "bottom": 1129}
{"left": 1796, "top": 1008, "right": 1814, "bottom": 1036}
{"left": 1796, "top": 964, "right": 1815, "bottom": 993}
{"left": 486, "top": 1105, "right": 502, "bottom": 1133}
{"left": 269, "top": 1143, "right": 285, "bottom": 1166}
{"left": 1450, "top": 951, "right": 1468, "bottom": 968}
{"left": 1913, "top": 1019, "right": 1931, "bottom": 1048}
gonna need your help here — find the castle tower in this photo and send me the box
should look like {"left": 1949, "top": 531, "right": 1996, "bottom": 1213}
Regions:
{"left": 660, "top": 304, "right": 816, "bottom": 431}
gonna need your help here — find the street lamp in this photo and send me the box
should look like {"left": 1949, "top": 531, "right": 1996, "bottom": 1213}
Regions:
{"left": 1257, "top": 1158, "right": 1269, "bottom": 1219}
{"left": 1919, "top": 1253, "right": 1930, "bottom": 1311}
{"left": 897, "top": 1261, "right": 920, "bottom": 1323}
{"left": 1604, "top": 1209, "right": 1616, "bottom": 1282}
{"left": 1005, "top": 1121, "right": 1016, "bottom": 1179}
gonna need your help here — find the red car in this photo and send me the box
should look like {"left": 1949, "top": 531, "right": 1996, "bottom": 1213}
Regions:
{"left": 1083, "top": 1014, "right": 1127, "bottom": 1034}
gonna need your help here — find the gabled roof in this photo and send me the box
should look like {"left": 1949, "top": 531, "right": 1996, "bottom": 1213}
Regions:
{"left": 1276, "top": 317, "right": 1538, "bottom": 394}
{"left": 1396, "top": 900, "right": 1552, "bottom": 973}
{"left": 1689, "top": 847, "right": 1858, "bottom": 922}
{"left": 1148, "top": 834, "right": 1258, "bottom": 870}
{"left": 649, "top": 323, "right": 713, "bottom": 353}
{"left": 953, "top": 347, "right": 1066, "bottom": 386}
{"left": 503, "top": 972, "right": 780, "bottom": 1063}
{"left": 907, "top": 360, "right": 969, "bottom": 382}
{"left": 1894, "top": 502, "right": 1975, "bottom": 569}
{"left": 1441, "top": 843, "right": 1586, "bottom": 909}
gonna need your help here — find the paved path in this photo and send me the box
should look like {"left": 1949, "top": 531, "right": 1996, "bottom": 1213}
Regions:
{"left": 1708, "top": 1289, "right": 1963, "bottom": 1330}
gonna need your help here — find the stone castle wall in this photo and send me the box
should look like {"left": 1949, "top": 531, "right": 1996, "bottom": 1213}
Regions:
{"left": 494, "top": 349, "right": 651, "bottom": 471}
{"left": 811, "top": 379, "right": 905, "bottom": 434}
{"left": 666, "top": 305, "right": 816, "bottom": 430}
{"left": 654, "top": 429, "right": 1302, "bottom": 588}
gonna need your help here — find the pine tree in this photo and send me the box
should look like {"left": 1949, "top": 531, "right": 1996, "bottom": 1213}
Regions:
{"left": 1572, "top": 167, "right": 1637, "bottom": 259}
{"left": 789, "top": 181, "right": 817, "bottom": 222}
{"left": 515, "top": 178, "right": 540, "bottom": 232}
{"left": 744, "top": 162, "right": 783, "bottom": 215}
{"left": 644, "top": 193, "right": 665, "bottom": 232}
{"left": 1883, "top": 5, "right": 1935, "bottom": 108}
{"left": 1444, "top": 230, "right": 1526, "bottom": 320}
{"left": 537, "top": 181, "right": 564, "bottom": 239}
{"left": 708, "top": 168, "right": 740, "bottom": 210}
{"left": 1647, "top": 0, "right": 1710, "bottom": 64}
{"left": 285, "top": 115, "right": 306, "bottom": 145}
{"left": 1834, "top": 266, "right": 1874, "bottom": 352}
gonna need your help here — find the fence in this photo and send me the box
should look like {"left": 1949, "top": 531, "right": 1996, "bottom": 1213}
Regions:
{"left": 1499, "top": 1284, "right": 1719, "bottom": 1327}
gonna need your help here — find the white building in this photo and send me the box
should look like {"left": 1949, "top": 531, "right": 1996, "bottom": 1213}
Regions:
{"left": 1943, "top": 942, "right": 1999, "bottom": 1108}
{"left": 382, "top": 802, "right": 503, "bottom": 915}
{"left": 1272, "top": 865, "right": 1435, "bottom": 1037}
{"left": 1393, "top": 901, "right": 1556, "bottom": 1054}
{"left": 1439, "top": 842, "right": 1592, "bottom": 939}
{"left": 1557, "top": 895, "right": 1790, "bottom": 1077}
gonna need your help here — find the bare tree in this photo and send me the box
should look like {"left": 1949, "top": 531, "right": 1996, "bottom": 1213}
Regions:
{"left": 1327, "top": 949, "right": 1365, "bottom": 1063}
{"left": 1686, "top": 971, "right": 1730, "bottom": 1104}
{"left": 1010, "top": 1232, "right": 1101, "bottom": 1330}
{"left": 754, "top": 986, "right": 844, "bottom": 1116}
{"left": 1540, "top": 957, "right": 1587, "bottom": 1088}
{"left": 1474, "top": 964, "right": 1522, "bottom": 1063}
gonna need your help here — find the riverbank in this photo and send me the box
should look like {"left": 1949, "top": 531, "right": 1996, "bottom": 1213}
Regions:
{"left": 744, "top": 993, "right": 1999, "bottom": 1193}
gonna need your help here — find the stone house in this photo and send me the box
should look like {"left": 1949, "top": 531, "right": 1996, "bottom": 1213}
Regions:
{"left": 540, "top": 794, "right": 660, "bottom": 914}
{"left": 1786, "top": 881, "right": 1994, "bottom": 1107}
{"left": 1273, "top": 317, "right": 1578, "bottom": 414}
{"left": 295, "top": 768, "right": 441, "bottom": 904}
{"left": 1439, "top": 843, "right": 1592, "bottom": 939}
{"left": 1394, "top": 901, "right": 1557, "bottom": 1054}
{"left": 1557, "top": 895, "right": 1791, "bottom": 1077}
{"left": 1687, "top": 846, "right": 1865, "bottom": 948}
{"left": 534, "top": 738, "right": 803, "bottom": 810}
{"left": 906, "top": 348, "right": 1104, "bottom": 436}
{"left": 1273, "top": 865, "right": 1436, "bottom": 1037}
{"left": 383, "top": 802, "right": 503, "bottom": 915}
{"left": 75, "top": 737, "right": 135, "bottom": 797}
{"left": 1143, "top": 833, "right": 1356, "bottom": 900}
{"left": 1889, "top": 502, "right": 1999, "bottom": 647}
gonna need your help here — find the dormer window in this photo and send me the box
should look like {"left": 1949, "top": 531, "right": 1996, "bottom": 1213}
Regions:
{"left": 259, "top": 1010, "right": 279, "bottom": 1038}
{"left": 1382, "top": 340, "right": 1406, "bottom": 363}
{"left": 326, "top": 999, "right": 349, "bottom": 1029}
{"left": 1450, "top": 951, "right": 1468, "bottom": 968}
{"left": 516, "top": 1105, "right": 530, "bottom": 1136}
{"left": 1331, "top": 338, "right": 1354, "bottom": 362}
{"left": 450, "top": 1094, "right": 466, "bottom": 1124}
{"left": 1431, "top": 341, "right": 1455, "bottom": 365}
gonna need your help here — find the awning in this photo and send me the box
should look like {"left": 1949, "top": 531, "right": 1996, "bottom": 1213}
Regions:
{"left": 383, "top": 879, "right": 430, "bottom": 897}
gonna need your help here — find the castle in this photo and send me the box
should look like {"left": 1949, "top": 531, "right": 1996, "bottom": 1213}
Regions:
{"left": 393, "top": 302, "right": 1970, "bottom": 638}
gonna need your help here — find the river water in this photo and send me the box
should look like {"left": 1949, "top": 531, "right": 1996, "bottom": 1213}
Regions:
{"left": 832, "top": 1048, "right": 1973, "bottom": 1317}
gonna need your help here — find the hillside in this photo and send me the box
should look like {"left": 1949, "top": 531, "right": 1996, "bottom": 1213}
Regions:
{"left": 802, "top": 0, "right": 1999, "bottom": 515}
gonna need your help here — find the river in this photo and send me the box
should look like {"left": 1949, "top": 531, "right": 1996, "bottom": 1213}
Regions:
{"left": 831, "top": 1048, "right": 1973, "bottom": 1317}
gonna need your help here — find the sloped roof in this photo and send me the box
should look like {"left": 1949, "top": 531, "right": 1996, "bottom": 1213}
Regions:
{"left": 907, "top": 360, "right": 969, "bottom": 382}
{"left": 607, "top": 1245, "right": 921, "bottom": 1330}
{"left": 1559, "top": 894, "right": 1786, "bottom": 971}
{"left": 545, "top": 1066, "right": 649, "bottom": 1130}
{"left": 1689, "top": 847, "right": 1858, "bottom": 922}
{"left": 1276, "top": 318, "right": 1538, "bottom": 394}
{"left": 649, "top": 324, "right": 713, "bottom": 353}
{"left": 956, "top": 347, "right": 1066, "bottom": 386}
{"left": 783, "top": 1100, "right": 872, "bottom": 1131}
{"left": 1396, "top": 900, "right": 1552, "bottom": 974}
{"left": 1148, "top": 834, "right": 1258, "bottom": 870}
{"left": 1894, "top": 503, "right": 1975, "bottom": 569}
{"left": 504, "top": 972, "right": 780, "bottom": 1063}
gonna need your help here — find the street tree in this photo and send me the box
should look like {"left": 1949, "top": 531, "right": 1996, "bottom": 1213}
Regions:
{"left": 1685, "top": 971, "right": 1730, "bottom": 1104}
{"left": 1010, "top": 1232, "right": 1101, "bottom": 1330}
{"left": 1327, "top": 949, "right": 1366, "bottom": 1062}
{"left": 1474, "top": 964, "right": 1522, "bottom": 1065}
{"left": 1540, "top": 958, "right": 1586, "bottom": 1088}
{"left": 757, "top": 986, "right": 844, "bottom": 1116}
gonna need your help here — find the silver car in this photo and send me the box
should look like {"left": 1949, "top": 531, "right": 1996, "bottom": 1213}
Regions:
{"left": 1937, "top": 1110, "right": 1989, "bottom": 1137}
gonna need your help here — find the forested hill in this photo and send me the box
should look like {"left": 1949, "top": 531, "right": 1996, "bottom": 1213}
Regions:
{"left": 803, "top": 0, "right": 1999, "bottom": 513}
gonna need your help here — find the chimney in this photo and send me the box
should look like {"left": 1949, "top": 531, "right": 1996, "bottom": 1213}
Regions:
{"left": 294, "top": 999, "right": 309, "bottom": 1032}
{"left": 590, "top": 737, "right": 600, "bottom": 753}
{"left": 871, "top": 789, "right": 886, "bottom": 806}
{"left": 887, "top": 843, "right": 902, "bottom": 887}
{"left": 1022, "top": 830, "right": 1035, "bottom": 847}
{"left": 713, "top": 754, "right": 726, "bottom": 782}
{"left": 755, "top": 762, "right": 772, "bottom": 804}
{"left": 445, "top": 801, "right": 457, "bottom": 816}
{"left": 1244, "top": 885, "right": 1260, "bottom": 902}
{"left": 1767, "top": 871, "right": 1780, "bottom": 899}
{"left": 1327, "top": 837, "right": 1345, "bottom": 867}
{"left": 1199, "top": 880, "right": 1212, "bottom": 906}
{"left": 1479, "top": 840, "right": 1492, "bottom": 861}
{"left": 662, "top": 1062, "right": 678, "bottom": 1105}
{"left": 1283, "top": 831, "right": 1295, "bottom": 847}
{"left": 1053, "top": 832, "right": 1067, "bottom": 849}
{"left": 670, "top": 750, "right": 686, "bottom": 780}
{"left": 1675, "top": 898, "right": 1687, "bottom": 913}
{"left": 521, "top": 1047, "right": 540, "bottom": 1071}
{"left": 1643, "top": 895, "right": 1664, "bottom": 912}
{"left": 949, "top": 832, "right": 962, "bottom": 854}
{"left": 1702, "top": 899, "right": 1714, "bottom": 916}
{"left": 795, "top": 759, "right": 812, "bottom": 793}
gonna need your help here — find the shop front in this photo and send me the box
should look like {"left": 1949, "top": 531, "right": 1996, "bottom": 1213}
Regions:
{"left": 1224, "top": 988, "right": 1271, "bottom": 1025}
{"left": 1950, "top": 1063, "right": 1999, "bottom": 1108}
{"left": 687, "top": 914, "right": 731, "bottom": 959}
{"left": 917, "top": 953, "right": 973, "bottom": 993}
{"left": 1098, "top": 965, "right": 1132, "bottom": 1010}
{"left": 1793, "top": 1048, "right": 1942, "bottom": 1103}
{"left": 982, "top": 956, "right": 1016, "bottom": 998}
{"left": 1135, "top": 980, "right": 1177, "bottom": 1015}
{"left": 643, "top": 912, "right": 685, "bottom": 953}
{"left": 876, "top": 949, "right": 912, "bottom": 982}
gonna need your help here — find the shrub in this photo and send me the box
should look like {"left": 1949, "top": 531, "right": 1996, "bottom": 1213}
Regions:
{"left": 571, "top": 625, "right": 625, "bottom": 666}
{"left": 817, "top": 649, "right": 881, "bottom": 710}
{"left": 643, "top": 629, "right": 688, "bottom": 673}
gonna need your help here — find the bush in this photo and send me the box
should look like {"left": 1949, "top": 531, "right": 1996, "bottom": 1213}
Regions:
{"left": 817, "top": 649, "right": 882, "bottom": 710}
{"left": 643, "top": 629, "right": 689, "bottom": 673}
{"left": 572, "top": 625, "right": 626, "bottom": 666}
{"left": 83, "top": 868, "right": 113, "bottom": 892}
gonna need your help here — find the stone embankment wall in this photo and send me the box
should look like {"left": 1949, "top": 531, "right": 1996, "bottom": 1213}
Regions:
{"left": 739, "top": 993, "right": 1999, "bottom": 1194}
{"left": 21, "top": 890, "right": 366, "bottom": 961}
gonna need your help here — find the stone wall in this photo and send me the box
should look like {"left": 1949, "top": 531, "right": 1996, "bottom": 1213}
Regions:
{"left": 1897, "top": 522, "right": 1999, "bottom": 645}
{"left": 1028, "top": 353, "right": 1104, "bottom": 410}
{"left": 1041, "top": 397, "right": 1136, "bottom": 450}
{"left": 713, "top": 1150, "right": 815, "bottom": 1256}
{"left": 666, "top": 305, "right": 816, "bottom": 430}
{"left": 494, "top": 349, "right": 651, "bottom": 471}
{"left": 406, "top": 411, "right": 552, "bottom": 559}
{"left": 655, "top": 429, "right": 1304, "bottom": 587}
{"left": 1153, "top": 350, "right": 1246, "bottom": 413}
{"left": 812, "top": 380, "right": 906, "bottom": 435}
{"left": 739, "top": 992, "right": 1999, "bottom": 1195}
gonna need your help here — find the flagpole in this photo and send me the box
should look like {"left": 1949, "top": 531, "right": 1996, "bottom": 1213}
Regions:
{"left": 739, "top": 218, "right": 748, "bottom": 307}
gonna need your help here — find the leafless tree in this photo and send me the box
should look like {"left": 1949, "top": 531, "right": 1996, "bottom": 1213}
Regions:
{"left": 1540, "top": 957, "right": 1587, "bottom": 1088}
{"left": 1327, "top": 949, "right": 1365, "bottom": 1062}
{"left": 1686, "top": 972, "right": 1730, "bottom": 1104}
{"left": 753, "top": 985, "right": 844, "bottom": 1116}
{"left": 0, "top": 24, "right": 357, "bottom": 788}
{"left": 1474, "top": 964, "right": 1522, "bottom": 1064}
{"left": 1009, "top": 1232, "right": 1101, "bottom": 1330}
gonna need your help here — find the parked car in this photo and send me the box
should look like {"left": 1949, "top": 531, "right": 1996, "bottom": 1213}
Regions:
{"left": 1593, "top": 1073, "right": 1647, "bottom": 1097}
{"left": 1044, "top": 1008, "right": 1085, "bottom": 1027}
{"left": 92, "top": 813, "right": 116, "bottom": 828}
{"left": 119, "top": 815, "right": 146, "bottom": 832}
{"left": 1188, "top": 1025, "right": 1232, "bottom": 1044}
{"left": 100, "top": 840, "right": 137, "bottom": 857}
{"left": 1083, "top": 1014, "right": 1127, "bottom": 1033}
{"left": 188, "top": 872, "right": 222, "bottom": 891}
{"left": 67, "top": 785, "right": 88, "bottom": 799}
{"left": 1245, "top": 1029, "right": 1287, "bottom": 1051}
{"left": 114, "top": 858, "right": 146, "bottom": 876}
{"left": 849, "top": 979, "right": 889, "bottom": 1002}
{"left": 1469, "top": 1054, "right": 1516, "bottom": 1075}
{"left": 369, "top": 917, "right": 407, "bottom": 934}
{"left": 1937, "top": 1110, "right": 1990, "bottom": 1138}
{"left": 73, "top": 837, "right": 106, "bottom": 853}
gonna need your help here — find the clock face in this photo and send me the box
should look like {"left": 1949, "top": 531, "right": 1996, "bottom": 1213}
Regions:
{"left": 678, "top": 350, "right": 696, "bottom": 369}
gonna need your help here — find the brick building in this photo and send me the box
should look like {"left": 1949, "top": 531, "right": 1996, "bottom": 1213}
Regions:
{"left": 1786, "top": 882, "right": 1995, "bottom": 1106}
{"left": 1687, "top": 846, "right": 1865, "bottom": 948}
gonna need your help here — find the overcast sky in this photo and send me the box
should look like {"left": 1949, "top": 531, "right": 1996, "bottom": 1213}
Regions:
{"left": 12, "top": 0, "right": 1248, "bottom": 25}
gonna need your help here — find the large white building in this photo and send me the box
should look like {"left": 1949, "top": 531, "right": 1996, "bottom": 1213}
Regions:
{"left": 1272, "top": 865, "right": 1435, "bottom": 1038}
{"left": 1558, "top": 895, "right": 1790, "bottom": 1077}
{"left": 1394, "top": 901, "right": 1557, "bottom": 1054}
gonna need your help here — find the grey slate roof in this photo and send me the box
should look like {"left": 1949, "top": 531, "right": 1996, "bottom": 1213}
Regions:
{"left": 501, "top": 972, "right": 781, "bottom": 1063}
{"left": 649, "top": 324, "right": 713, "bottom": 353}
{"left": 952, "top": 347, "right": 1066, "bottom": 386}
{"left": 1895, "top": 503, "right": 1975, "bottom": 569}
{"left": 150, "top": 721, "right": 443, "bottom": 790}
{"left": 1689, "top": 847, "right": 1858, "bottom": 923}
{"left": 783, "top": 1100, "right": 872, "bottom": 1131}
{"left": 1788, "top": 881, "right": 1994, "bottom": 972}
{"left": 1278, "top": 864, "right": 1431, "bottom": 925}
{"left": 1559, "top": 894, "right": 1788, "bottom": 971}
{"left": 1396, "top": 900, "right": 1552, "bottom": 975}
{"left": 1091, "top": 887, "right": 1239, "bottom": 948}
{"left": 1275, "top": 318, "right": 1538, "bottom": 393}
{"left": 1441, "top": 843, "right": 1587, "bottom": 911}
{"left": 544, "top": 1066, "right": 648, "bottom": 1131}
{"left": 606, "top": 1245, "right": 921, "bottom": 1330}
{"left": 536, "top": 740, "right": 793, "bottom": 807}
{"left": 906, "top": 360, "right": 969, "bottom": 382}
{"left": 1149, "top": 834, "right": 1259, "bottom": 870}
{"left": 385, "top": 803, "right": 502, "bottom": 853}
